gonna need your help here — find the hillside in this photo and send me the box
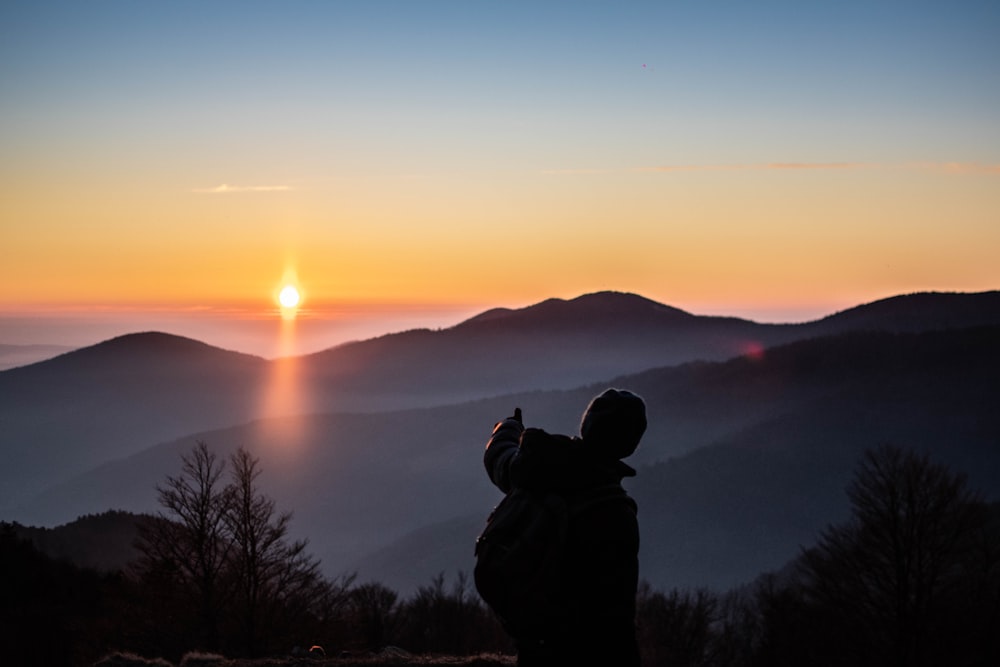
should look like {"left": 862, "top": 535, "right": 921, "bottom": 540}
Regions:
{"left": 10, "top": 510, "right": 150, "bottom": 572}
{"left": 630, "top": 326, "right": 1000, "bottom": 589}
{"left": 303, "top": 290, "right": 1000, "bottom": 407}
{"left": 300, "top": 291, "right": 787, "bottom": 404}
{"left": 2, "top": 290, "right": 791, "bottom": 511}
{"left": 809, "top": 290, "right": 1000, "bottom": 333}
{"left": 17, "top": 325, "right": 1000, "bottom": 593}
{"left": 0, "top": 333, "right": 269, "bottom": 508}
{"left": 343, "top": 326, "right": 1000, "bottom": 592}
{"left": 0, "top": 343, "right": 73, "bottom": 371}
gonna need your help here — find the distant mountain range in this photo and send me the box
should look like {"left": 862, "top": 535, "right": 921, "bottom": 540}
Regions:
{"left": 2, "top": 290, "right": 998, "bottom": 593}
{"left": 0, "top": 343, "right": 73, "bottom": 371}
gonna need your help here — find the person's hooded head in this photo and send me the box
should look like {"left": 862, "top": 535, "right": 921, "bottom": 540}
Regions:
{"left": 579, "top": 388, "right": 647, "bottom": 460}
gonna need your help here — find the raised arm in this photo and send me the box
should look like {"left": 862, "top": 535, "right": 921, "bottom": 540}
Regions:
{"left": 483, "top": 414, "right": 524, "bottom": 494}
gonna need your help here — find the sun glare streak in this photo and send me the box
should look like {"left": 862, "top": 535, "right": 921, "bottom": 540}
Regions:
{"left": 257, "top": 314, "right": 309, "bottom": 448}
{"left": 258, "top": 273, "right": 310, "bottom": 447}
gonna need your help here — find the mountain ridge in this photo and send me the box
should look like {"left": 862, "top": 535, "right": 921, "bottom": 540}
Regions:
{"left": 11, "top": 325, "right": 1000, "bottom": 595}
{"left": 2, "top": 290, "right": 998, "bottom": 560}
{"left": 0, "top": 343, "right": 75, "bottom": 371}
{"left": 455, "top": 291, "right": 701, "bottom": 330}
{"left": 0, "top": 332, "right": 270, "bottom": 508}
{"left": 815, "top": 290, "right": 1000, "bottom": 329}
{"left": 5, "top": 290, "right": 997, "bottom": 373}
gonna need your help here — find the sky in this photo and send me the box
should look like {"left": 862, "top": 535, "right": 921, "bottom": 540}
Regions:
{"left": 2, "top": 0, "right": 998, "bottom": 357}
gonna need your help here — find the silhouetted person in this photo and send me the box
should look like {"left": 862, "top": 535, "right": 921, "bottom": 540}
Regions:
{"left": 484, "top": 388, "right": 646, "bottom": 667}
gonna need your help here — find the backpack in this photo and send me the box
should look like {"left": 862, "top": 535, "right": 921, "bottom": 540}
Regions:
{"left": 473, "top": 483, "right": 627, "bottom": 638}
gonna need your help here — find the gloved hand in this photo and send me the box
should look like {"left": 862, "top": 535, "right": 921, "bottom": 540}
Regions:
{"left": 492, "top": 407, "right": 523, "bottom": 434}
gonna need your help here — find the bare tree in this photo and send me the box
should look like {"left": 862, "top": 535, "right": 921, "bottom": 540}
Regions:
{"left": 799, "top": 445, "right": 986, "bottom": 667}
{"left": 395, "top": 572, "right": 499, "bottom": 655}
{"left": 635, "top": 582, "right": 718, "bottom": 667}
{"left": 225, "top": 446, "right": 322, "bottom": 656}
{"left": 349, "top": 582, "right": 400, "bottom": 651}
{"left": 136, "top": 441, "right": 231, "bottom": 650}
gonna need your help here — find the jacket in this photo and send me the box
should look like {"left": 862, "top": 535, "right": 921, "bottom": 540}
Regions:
{"left": 484, "top": 418, "right": 641, "bottom": 667}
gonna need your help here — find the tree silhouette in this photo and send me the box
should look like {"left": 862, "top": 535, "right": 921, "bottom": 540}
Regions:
{"left": 136, "top": 441, "right": 231, "bottom": 650}
{"left": 396, "top": 572, "right": 502, "bottom": 655}
{"left": 135, "top": 443, "right": 331, "bottom": 657}
{"left": 349, "top": 581, "right": 399, "bottom": 651}
{"left": 225, "top": 446, "right": 323, "bottom": 656}
{"left": 635, "top": 582, "right": 717, "bottom": 667}
{"left": 798, "top": 444, "right": 990, "bottom": 666}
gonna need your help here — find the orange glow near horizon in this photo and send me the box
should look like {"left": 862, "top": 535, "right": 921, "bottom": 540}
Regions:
{"left": 3, "top": 160, "right": 994, "bottom": 315}
{"left": 1, "top": 4, "right": 997, "bottom": 341}
{"left": 2, "top": 161, "right": 997, "bottom": 319}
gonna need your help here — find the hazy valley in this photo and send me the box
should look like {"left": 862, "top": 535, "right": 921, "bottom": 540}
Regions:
{"left": 3, "top": 290, "right": 1000, "bottom": 595}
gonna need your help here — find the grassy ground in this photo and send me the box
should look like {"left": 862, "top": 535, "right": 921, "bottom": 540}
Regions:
{"left": 94, "top": 651, "right": 516, "bottom": 667}
{"left": 226, "top": 656, "right": 514, "bottom": 666}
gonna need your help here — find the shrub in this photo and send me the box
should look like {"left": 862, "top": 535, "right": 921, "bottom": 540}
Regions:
{"left": 179, "top": 651, "right": 227, "bottom": 667}
{"left": 93, "top": 652, "right": 174, "bottom": 667}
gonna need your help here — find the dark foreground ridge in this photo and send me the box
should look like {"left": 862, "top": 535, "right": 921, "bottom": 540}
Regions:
{"left": 94, "top": 650, "right": 515, "bottom": 667}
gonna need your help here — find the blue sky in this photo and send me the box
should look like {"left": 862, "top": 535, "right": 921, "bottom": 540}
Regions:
{"left": 2, "top": 1, "right": 998, "bottom": 355}
{"left": 6, "top": 0, "right": 996, "bottom": 167}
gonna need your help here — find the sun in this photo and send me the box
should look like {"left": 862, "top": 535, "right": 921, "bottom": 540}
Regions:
{"left": 278, "top": 285, "right": 300, "bottom": 309}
